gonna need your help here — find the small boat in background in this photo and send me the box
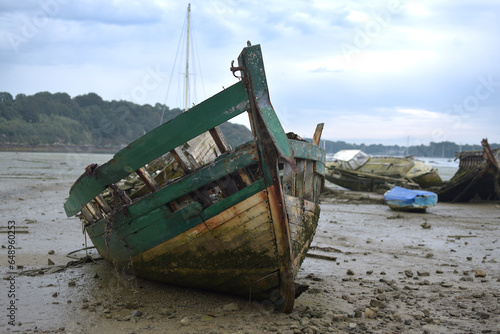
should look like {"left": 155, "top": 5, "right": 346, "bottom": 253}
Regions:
{"left": 435, "top": 139, "right": 500, "bottom": 202}
{"left": 384, "top": 186, "right": 437, "bottom": 212}
{"left": 325, "top": 150, "right": 442, "bottom": 192}
{"left": 64, "top": 43, "right": 325, "bottom": 313}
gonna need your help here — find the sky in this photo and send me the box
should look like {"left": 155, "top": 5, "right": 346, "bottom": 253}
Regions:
{"left": 1, "top": 0, "right": 499, "bottom": 146}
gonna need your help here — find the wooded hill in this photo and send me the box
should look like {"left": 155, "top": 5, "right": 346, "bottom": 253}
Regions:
{"left": 318, "top": 140, "right": 500, "bottom": 158}
{"left": 0, "top": 91, "right": 497, "bottom": 157}
{"left": 0, "top": 91, "right": 253, "bottom": 150}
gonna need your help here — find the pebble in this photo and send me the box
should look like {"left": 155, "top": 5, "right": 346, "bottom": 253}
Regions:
{"left": 131, "top": 310, "right": 142, "bottom": 317}
{"left": 346, "top": 269, "right": 355, "bottom": 275}
{"left": 477, "top": 312, "right": 490, "bottom": 319}
{"left": 364, "top": 308, "right": 376, "bottom": 319}
{"left": 472, "top": 292, "right": 484, "bottom": 298}
{"left": 222, "top": 302, "right": 239, "bottom": 312}
{"left": 48, "top": 250, "right": 55, "bottom": 254}
{"left": 475, "top": 269, "right": 486, "bottom": 277}
{"left": 404, "top": 270, "right": 413, "bottom": 278}
{"left": 370, "top": 299, "right": 387, "bottom": 309}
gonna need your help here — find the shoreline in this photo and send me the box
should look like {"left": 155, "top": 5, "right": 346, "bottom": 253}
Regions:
{"left": 0, "top": 143, "right": 121, "bottom": 154}
{"left": 1, "top": 151, "right": 498, "bottom": 333}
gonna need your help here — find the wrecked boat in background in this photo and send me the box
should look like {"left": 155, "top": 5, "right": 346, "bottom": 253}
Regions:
{"left": 64, "top": 44, "right": 325, "bottom": 313}
{"left": 435, "top": 139, "right": 500, "bottom": 202}
{"left": 324, "top": 150, "right": 442, "bottom": 192}
{"left": 384, "top": 186, "right": 437, "bottom": 212}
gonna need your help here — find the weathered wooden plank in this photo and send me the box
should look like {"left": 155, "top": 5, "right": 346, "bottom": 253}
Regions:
{"left": 313, "top": 174, "right": 323, "bottom": 203}
{"left": 281, "top": 162, "right": 295, "bottom": 196}
{"left": 65, "top": 81, "right": 249, "bottom": 217}
{"left": 304, "top": 161, "right": 314, "bottom": 201}
{"left": 289, "top": 139, "right": 325, "bottom": 163}
{"left": 294, "top": 160, "right": 306, "bottom": 198}
{"left": 211, "top": 207, "right": 272, "bottom": 245}
{"left": 125, "top": 143, "right": 259, "bottom": 220}
{"left": 312, "top": 123, "right": 324, "bottom": 146}
{"left": 202, "top": 181, "right": 267, "bottom": 229}
{"left": 80, "top": 207, "right": 93, "bottom": 224}
{"left": 94, "top": 195, "right": 111, "bottom": 214}
{"left": 136, "top": 167, "right": 159, "bottom": 192}
{"left": 284, "top": 195, "right": 317, "bottom": 213}
{"left": 85, "top": 202, "right": 100, "bottom": 220}
{"left": 120, "top": 202, "right": 203, "bottom": 258}
{"left": 239, "top": 45, "right": 296, "bottom": 170}
{"left": 134, "top": 186, "right": 270, "bottom": 263}
{"left": 170, "top": 147, "right": 193, "bottom": 173}
{"left": 209, "top": 126, "right": 231, "bottom": 154}
{"left": 314, "top": 161, "right": 325, "bottom": 175}
{"left": 265, "top": 182, "right": 295, "bottom": 313}
{"left": 237, "top": 169, "right": 253, "bottom": 186}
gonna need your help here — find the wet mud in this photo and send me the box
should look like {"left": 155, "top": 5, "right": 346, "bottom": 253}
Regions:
{"left": 1, "top": 153, "right": 499, "bottom": 333}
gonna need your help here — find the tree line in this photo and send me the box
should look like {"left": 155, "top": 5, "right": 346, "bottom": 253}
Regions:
{"left": 316, "top": 140, "right": 500, "bottom": 158}
{"left": 0, "top": 91, "right": 496, "bottom": 157}
{"left": 0, "top": 91, "right": 253, "bottom": 149}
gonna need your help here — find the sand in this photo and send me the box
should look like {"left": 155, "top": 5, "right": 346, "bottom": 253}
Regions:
{"left": 0, "top": 152, "right": 499, "bottom": 333}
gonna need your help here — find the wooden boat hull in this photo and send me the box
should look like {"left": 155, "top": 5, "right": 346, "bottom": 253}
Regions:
{"left": 325, "top": 155, "right": 442, "bottom": 192}
{"left": 435, "top": 139, "right": 500, "bottom": 202}
{"left": 64, "top": 44, "right": 325, "bottom": 312}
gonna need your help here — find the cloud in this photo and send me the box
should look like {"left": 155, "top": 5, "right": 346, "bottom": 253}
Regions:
{"left": 0, "top": 0, "right": 499, "bottom": 145}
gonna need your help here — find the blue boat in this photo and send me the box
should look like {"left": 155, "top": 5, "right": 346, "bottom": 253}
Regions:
{"left": 384, "top": 186, "right": 437, "bottom": 212}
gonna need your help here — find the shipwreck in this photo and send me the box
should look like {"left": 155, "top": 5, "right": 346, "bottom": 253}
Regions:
{"left": 64, "top": 43, "right": 325, "bottom": 313}
{"left": 325, "top": 150, "right": 442, "bottom": 192}
{"left": 435, "top": 139, "right": 500, "bottom": 202}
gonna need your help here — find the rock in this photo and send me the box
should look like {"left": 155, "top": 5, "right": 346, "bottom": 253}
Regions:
{"left": 417, "top": 271, "right": 430, "bottom": 277}
{"left": 420, "top": 222, "right": 431, "bottom": 229}
{"left": 404, "top": 270, "right": 413, "bottom": 278}
{"left": 474, "top": 269, "right": 486, "bottom": 277}
{"left": 364, "top": 308, "right": 376, "bottom": 319}
{"left": 131, "top": 310, "right": 142, "bottom": 317}
{"left": 370, "top": 299, "right": 387, "bottom": 308}
{"left": 472, "top": 291, "right": 484, "bottom": 298}
{"left": 68, "top": 281, "right": 76, "bottom": 287}
{"left": 346, "top": 269, "right": 355, "bottom": 276}
{"left": 222, "top": 302, "right": 239, "bottom": 312}
{"left": 48, "top": 250, "right": 55, "bottom": 255}
{"left": 332, "top": 314, "right": 347, "bottom": 322}
{"left": 477, "top": 312, "right": 490, "bottom": 319}
{"left": 48, "top": 259, "right": 54, "bottom": 266}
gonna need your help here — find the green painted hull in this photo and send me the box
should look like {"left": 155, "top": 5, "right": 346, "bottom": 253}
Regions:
{"left": 64, "top": 44, "right": 325, "bottom": 312}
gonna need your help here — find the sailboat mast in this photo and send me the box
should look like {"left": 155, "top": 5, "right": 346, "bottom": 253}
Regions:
{"left": 184, "top": 4, "right": 191, "bottom": 112}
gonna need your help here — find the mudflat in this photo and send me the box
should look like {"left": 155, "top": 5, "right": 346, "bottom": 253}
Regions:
{"left": 1, "top": 152, "right": 499, "bottom": 333}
